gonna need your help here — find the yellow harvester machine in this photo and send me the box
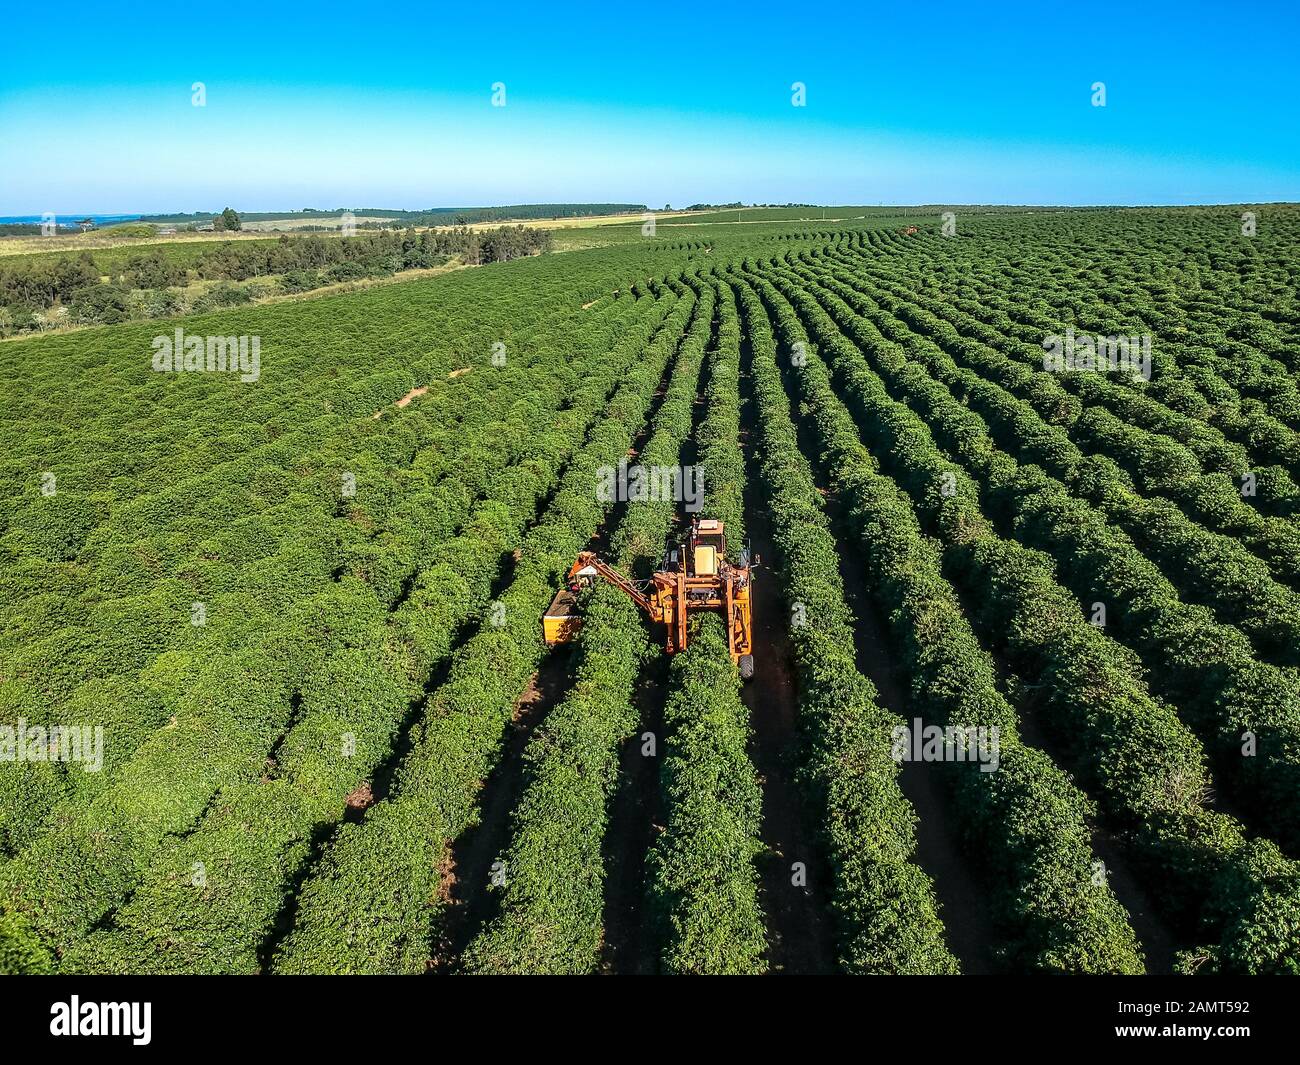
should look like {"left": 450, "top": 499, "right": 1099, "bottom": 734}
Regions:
{"left": 543, "top": 518, "right": 755, "bottom": 678}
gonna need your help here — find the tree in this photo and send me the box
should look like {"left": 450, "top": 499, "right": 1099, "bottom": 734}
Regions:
{"left": 214, "top": 207, "right": 242, "bottom": 232}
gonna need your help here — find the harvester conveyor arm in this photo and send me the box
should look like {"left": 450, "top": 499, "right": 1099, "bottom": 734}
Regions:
{"left": 568, "top": 551, "right": 657, "bottom": 617}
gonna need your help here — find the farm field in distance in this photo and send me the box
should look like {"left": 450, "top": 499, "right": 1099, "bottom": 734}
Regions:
{"left": 2, "top": 204, "right": 1299, "bottom": 976}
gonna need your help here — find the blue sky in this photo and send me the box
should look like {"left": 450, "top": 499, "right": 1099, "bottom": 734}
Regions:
{"left": 2, "top": 0, "right": 1297, "bottom": 212}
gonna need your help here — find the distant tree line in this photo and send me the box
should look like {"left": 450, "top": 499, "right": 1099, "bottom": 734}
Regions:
{"left": 140, "top": 207, "right": 401, "bottom": 225}
{"left": 0, "top": 225, "right": 552, "bottom": 332}
{"left": 139, "top": 203, "right": 644, "bottom": 226}
{"left": 684, "top": 202, "right": 819, "bottom": 211}
{"left": 404, "top": 204, "right": 643, "bottom": 226}
{"left": 0, "top": 223, "right": 86, "bottom": 237}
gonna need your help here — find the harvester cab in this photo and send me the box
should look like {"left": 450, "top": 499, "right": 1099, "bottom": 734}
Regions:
{"left": 543, "top": 517, "right": 756, "bottom": 679}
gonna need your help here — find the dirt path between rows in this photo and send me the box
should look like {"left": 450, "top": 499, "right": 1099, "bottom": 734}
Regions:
{"left": 599, "top": 656, "right": 670, "bottom": 974}
{"left": 372, "top": 384, "right": 430, "bottom": 419}
{"left": 428, "top": 657, "right": 572, "bottom": 971}
{"left": 943, "top": 563, "right": 1181, "bottom": 974}
{"left": 737, "top": 340, "right": 839, "bottom": 973}
{"left": 397, "top": 385, "right": 429, "bottom": 406}
{"left": 828, "top": 501, "right": 999, "bottom": 974}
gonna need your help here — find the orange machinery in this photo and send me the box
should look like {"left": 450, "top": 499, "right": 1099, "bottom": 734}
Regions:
{"left": 543, "top": 518, "right": 755, "bottom": 678}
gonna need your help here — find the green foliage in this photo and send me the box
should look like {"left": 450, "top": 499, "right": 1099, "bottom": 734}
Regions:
{"left": 744, "top": 268, "right": 1146, "bottom": 972}
{"left": 463, "top": 587, "right": 648, "bottom": 974}
{"left": 648, "top": 614, "right": 767, "bottom": 973}
{"left": 271, "top": 287, "right": 693, "bottom": 973}
{"left": 0, "top": 247, "right": 686, "bottom": 972}
{"left": 103, "top": 223, "right": 160, "bottom": 239}
{"left": 466, "top": 279, "right": 714, "bottom": 973}
{"left": 3, "top": 207, "right": 1300, "bottom": 974}
{"left": 735, "top": 276, "right": 958, "bottom": 973}
{"left": 749, "top": 229, "right": 1300, "bottom": 972}
{"left": 0, "top": 225, "right": 554, "bottom": 330}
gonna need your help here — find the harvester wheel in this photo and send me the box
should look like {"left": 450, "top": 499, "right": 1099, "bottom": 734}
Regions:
{"left": 739, "top": 654, "right": 754, "bottom": 680}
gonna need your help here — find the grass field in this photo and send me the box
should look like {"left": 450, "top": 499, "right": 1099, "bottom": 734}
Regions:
{"left": 0, "top": 230, "right": 285, "bottom": 264}
{"left": 1, "top": 205, "right": 1298, "bottom": 976}
{"left": 236, "top": 214, "right": 398, "bottom": 232}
